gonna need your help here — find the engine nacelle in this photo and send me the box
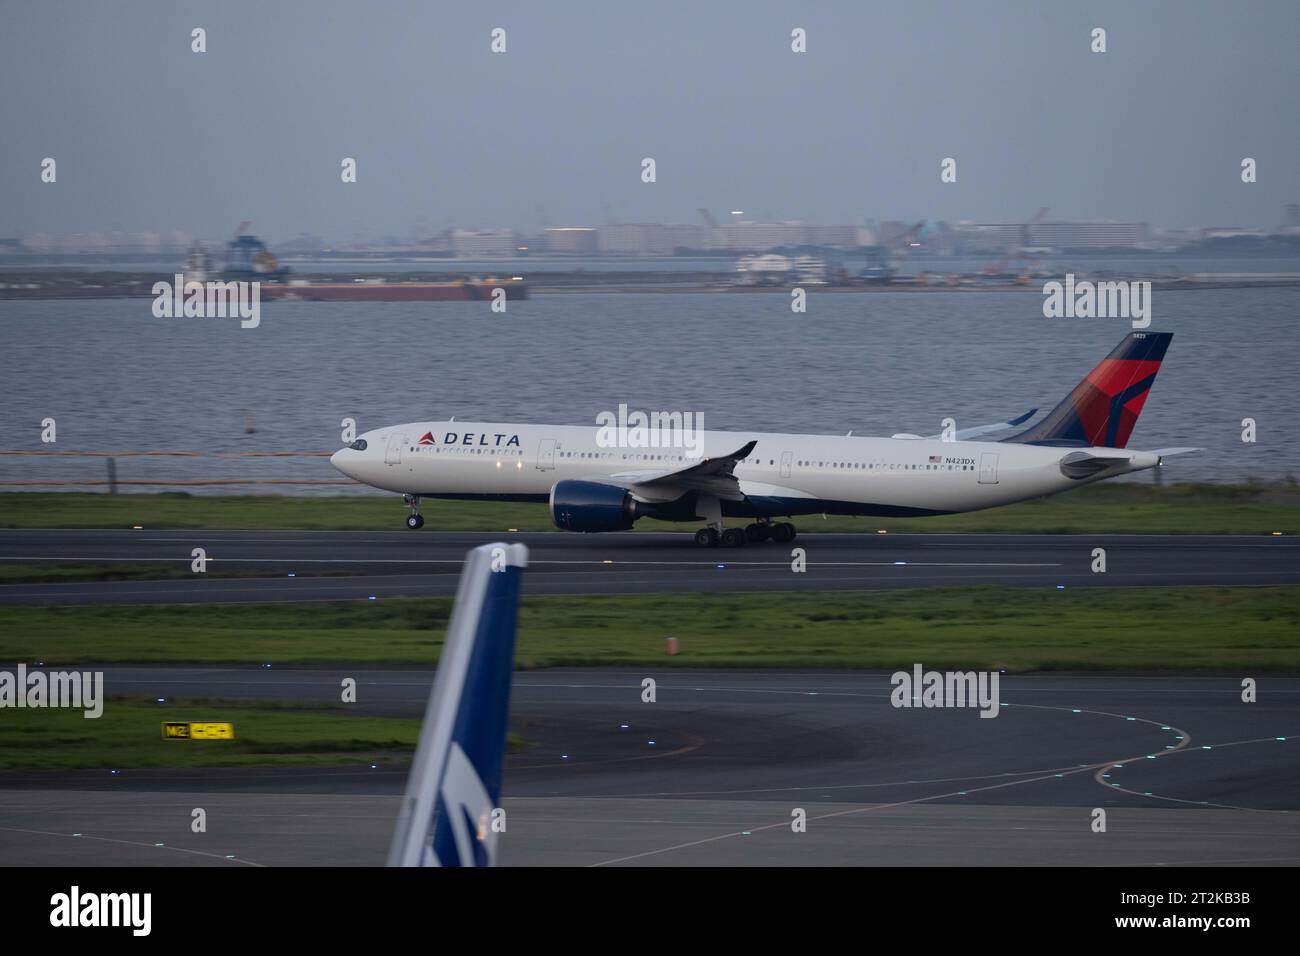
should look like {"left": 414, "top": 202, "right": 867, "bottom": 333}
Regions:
{"left": 549, "top": 480, "right": 638, "bottom": 532}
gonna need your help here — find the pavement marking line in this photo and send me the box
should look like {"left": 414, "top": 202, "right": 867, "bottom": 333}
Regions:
{"left": 0, "top": 555, "right": 1064, "bottom": 568}
{"left": 0, "top": 824, "right": 263, "bottom": 866}
{"left": 1092, "top": 733, "right": 1300, "bottom": 813}
{"left": 590, "top": 703, "right": 1195, "bottom": 866}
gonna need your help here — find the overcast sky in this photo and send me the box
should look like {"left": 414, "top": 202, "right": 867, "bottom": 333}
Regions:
{"left": 2, "top": 0, "right": 1297, "bottom": 240}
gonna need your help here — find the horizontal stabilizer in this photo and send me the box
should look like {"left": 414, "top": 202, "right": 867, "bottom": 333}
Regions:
{"left": 924, "top": 408, "right": 1038, "bottom": 441}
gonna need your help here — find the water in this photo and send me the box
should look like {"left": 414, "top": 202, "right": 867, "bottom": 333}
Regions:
{"left": 0, "top": 287, "right": 1295, "bottom": 493}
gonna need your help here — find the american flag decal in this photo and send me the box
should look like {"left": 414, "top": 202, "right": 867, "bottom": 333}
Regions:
{"left": 929, "top": 455, "right": 942, "bottom": 463}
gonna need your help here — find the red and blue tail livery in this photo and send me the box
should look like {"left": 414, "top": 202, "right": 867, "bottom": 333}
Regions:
{"left": 1006, "top": 332, "right": 1172, "bottom": 449}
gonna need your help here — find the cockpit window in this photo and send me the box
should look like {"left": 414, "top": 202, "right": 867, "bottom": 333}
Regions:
{"left": 348, "top": 439, "right": 368, "bottom": 451}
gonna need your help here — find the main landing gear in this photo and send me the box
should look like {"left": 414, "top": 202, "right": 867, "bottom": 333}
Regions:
{"left": 403, "top": 494, "right": 425, "bottom": 529}
{"left": 694, "top": 521, "right": 796, "bottom": 548}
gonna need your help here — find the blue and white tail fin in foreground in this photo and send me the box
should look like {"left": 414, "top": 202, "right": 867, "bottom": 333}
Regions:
{"left": 388, "top": 542, "right": 527, "bottom": 867}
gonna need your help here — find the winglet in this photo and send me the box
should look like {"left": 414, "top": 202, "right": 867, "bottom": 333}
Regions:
{"left": 724, "top": 440, "right": 757, "bottom": 461}
{"left": 388, "top": 542, "right": 527, "bottom": 867}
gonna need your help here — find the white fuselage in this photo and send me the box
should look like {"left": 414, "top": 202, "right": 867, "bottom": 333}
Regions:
{"left": 330, "top": 421, "right": 1159, "bottom": 520}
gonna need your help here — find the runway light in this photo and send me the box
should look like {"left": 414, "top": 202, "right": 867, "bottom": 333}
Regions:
{"left": 155, "top": 697, "right": 165, "bottom": 704}
{"left": 508, "top": 528, "right": 518, "bottom": 532}
{"left": 894, "top": 561, "right": 906, "bottom": 565}
{"left": 288, "top": 572, "right": 296, "bottom": 577}
{"left": 1125, "top": 717, "right": 1136, "bottom": 721}
{"left": 1278, "top": 737, "right": 1287, "bottom": 741}
{"left": 876, "top": 529, "right": 887, "bottom": 534}
{"left": 620, "top": 723, "right": 629, "bottom": 730}
{"left": 648, "top": 740, "right": 656, "bottom": 746}
{"left": 1072, "top": 709, "right": 1081, "bottom": 713}
{"left": 561, "top": 754, "right": 569, "bottom": 760}
{"left": 370, "top": 764, "right": 378, "bottom": 770}
{"left": 132, "top": 525, "right": 143, "bottom": 530}
{"left": 742, "top": 831, "right": 751, "bottom": 836}
{"left": 262, "top": 663, "right": 272, "bottom": 669}
{"left": 73, "top": 833, "right": 82, "bottom": 837}
{"left": 716, "top": 563, "right": 725, "bottom": 569}
{"left": 110, "top": 769, "right": 119, "bottom": 775}
{"left": 226, "top": 855, "right": 235, "bottom": 859}
{"left": 368, "top": 595, "right": 376, "bottom": 600}
{"left": 1161, "top": 725, "right": 1171, "bottom": 730}
{"left": 154, "top": 843, "right": 165, "bottom": 847}
{"left": 1056, "top": 584, "right": 1065, "bottom": 589}
{"left": 1272, "top": 531, "right": 1283, "bottom": 536}
{"left": 602, "top": 560, "right": 612, "bottom": 564}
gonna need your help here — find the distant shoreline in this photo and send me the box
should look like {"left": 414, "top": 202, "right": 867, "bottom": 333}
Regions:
{"left": 4, "top": 269, "right": 1300, "bottom": 300}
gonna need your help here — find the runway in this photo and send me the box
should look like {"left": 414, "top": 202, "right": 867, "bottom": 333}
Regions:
{"left": 1, "top": 668, "right": 1297, "bottom": 865}
{"left": 1, "top": 529, "right": 1297, "bottom": 605}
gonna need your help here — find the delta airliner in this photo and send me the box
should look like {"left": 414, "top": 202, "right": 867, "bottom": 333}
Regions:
{"left": 330, "top": 332, "right": 1195, "bottom": 547}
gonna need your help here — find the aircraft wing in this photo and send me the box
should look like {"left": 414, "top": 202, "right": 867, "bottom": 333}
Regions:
{"left": 923, "top": 408, "right": 1038, "bottom": 441}
{"left": 388, "top": 541, "right": 527, "bottom": 867}
{"left": 599, "top": 439, "right": 758, "bottom": 502}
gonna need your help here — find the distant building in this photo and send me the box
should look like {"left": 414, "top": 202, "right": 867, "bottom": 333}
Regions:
{"left": 715, "top": 222, "right": 808, "bottom": 251}
{"left": 955, "top": 221, "right": 1151, "bottom": 251}
{"left": 450, "top": 229, "right": 519, "bottom": 257}
{"left": 544, "top": 227, "right": 597, "bottom": 254}
{"left": 595, "top": 223, "right": 703, "bottom": 256}
{"left": 803, "top": 225, "right": 862, "bottom": 248}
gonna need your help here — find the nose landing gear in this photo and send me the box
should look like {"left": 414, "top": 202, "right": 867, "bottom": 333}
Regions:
{"left": 403, "top": 494, "right": 424, "bottom": 529}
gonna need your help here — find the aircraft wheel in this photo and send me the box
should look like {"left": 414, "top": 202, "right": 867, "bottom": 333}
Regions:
{"left": 406, "top": 514, "right": 424, "bottom": 530}
{"left": 720, "top": 528, "right": 747, "bottom": 548}
{"left": 771, "top": 522, "right": 796, "bottom": 543}
{"left": 694, "top": 527, "right": 720, "bottom": 548}
{"left": 744, "top": 523, "right": 770, "bottom": 543}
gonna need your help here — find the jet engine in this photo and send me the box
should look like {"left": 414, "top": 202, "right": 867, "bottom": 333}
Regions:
{"left": 549, "top": 480, "right": 640, "bottom": 532}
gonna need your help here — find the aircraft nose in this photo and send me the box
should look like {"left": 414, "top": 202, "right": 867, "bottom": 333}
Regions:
{"left": 330, "top": 449, "right": 352, "bottom": 477}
